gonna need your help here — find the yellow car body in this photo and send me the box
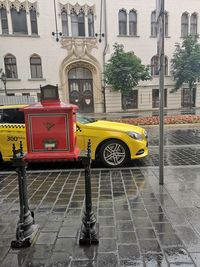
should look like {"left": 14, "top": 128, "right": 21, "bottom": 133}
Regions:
{"left": 0, "top": 105, "right": 148, "bottom": 167}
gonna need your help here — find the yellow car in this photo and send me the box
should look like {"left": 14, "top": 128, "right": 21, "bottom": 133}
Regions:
{"left": 0, "top": 105, "right": 148, "bottom": 167}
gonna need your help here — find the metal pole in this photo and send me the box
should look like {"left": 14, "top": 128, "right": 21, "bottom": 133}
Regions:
{"left": 3, "top": 79, "right": 7, "bottom": 95}
{"left": 158, "top": 0, "right": 165, "bottom": 185}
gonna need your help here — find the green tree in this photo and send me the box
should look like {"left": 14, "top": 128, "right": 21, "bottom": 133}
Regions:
{"left": 171, "top": 35, "right": 200, "bottom": 109}
{"left": 104, "top": 44, "right": 151, "bottom": 108}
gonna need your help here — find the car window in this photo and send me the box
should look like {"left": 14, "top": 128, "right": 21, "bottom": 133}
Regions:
{"left": 77, "top": 113, "right": 96, "bottom": 124}
{"left": 0, "top": 108, "right": 25, "bottom": 123}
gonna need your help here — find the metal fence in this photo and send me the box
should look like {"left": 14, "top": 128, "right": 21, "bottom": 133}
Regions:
{"left": 0, "top": 96, "right": 36, "bottom": 105}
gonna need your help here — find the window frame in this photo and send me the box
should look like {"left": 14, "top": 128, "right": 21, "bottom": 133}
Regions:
{"left": 190, "top": 13, "right": 198, "bottom": 36}
{"left": 61, "top": 9, "right": 68, "bottom": 36}
{"left": 151, "top": 55, "right": 168, "bottom": 76}
{"left": 181, "top": 12, "right": 189, "bottom": 37}
{"left": 4, "top": 54, "right": 18, "bottom": 79}
{"left": 11, "top": 6, "right": 28, "bottom": 34}
{"left": 88, "top": 10, "right": 94, "bottom": 37}
{"left": 119, "top": 9, "right": 127, "bottom": 35}
{"left": 151, "top": 10, "right": 157, "bottom": 37}
{"left": 30, "top": 54, "right": 43, "bottom": 79}
{"left": 30, "top": 7, "right": 38, "bottom": 35}
{"left": 152, "top": 88, "right": 167, "bottom": 108}
{"left": 129, "top": 9, "right": 137, "bottom": 36}
{"left": 0, "top": 7, "right": 8, "bottom": 34}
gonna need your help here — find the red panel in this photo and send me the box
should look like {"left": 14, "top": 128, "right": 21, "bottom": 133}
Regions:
{"left": 29, "top": 114, "right": 69, "bottom": 152}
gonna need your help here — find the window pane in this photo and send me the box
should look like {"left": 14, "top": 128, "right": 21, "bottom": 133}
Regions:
{"left": 122, "top": 90, "right": 138, "bottom": 109}
{"left": 88, "top": 13, "right": 94, "bottom": 36}
{"left": 181, "top": 13, "right": 188, "bottom": 37}
{"left": 152, "top": 89, "right": 167, "bottom": 108}
{"left": 30, "top": 56, "right": 42, "bottom": 78}
{"left": 191, "top": 14, "right": 197, "bottom": 36}
{"left": 71, "top": 12, "right": 78, "bottom": 36}
{"left": 4, "top": 55, "right": 18, "bottom": 78}
{"left": 78, "top": 12, "right": 85, "bottom": 36}
{"left": 11, "top": 8, "right": 28, "bottom": 34}
{"left": 129, "top": 10, "right": 137, "bottom": 35}
{"left": 61, "top": 11, "right": 68, "bottom": 36}
{"left": 68, "top": 67, "right": 92, "bottom": 79}
{"left": 165, "top": 13, "right": 168, "bottom": 37}
{"left": 0, "top": 8, "right": 8, "bottom": 34}
{"left": 119, "top": 10, "right": 127, "bottom": 35}
{"left": 151, "top": 11, "right": 157, "bottom": 37}
{"left": 30, "top": 9, "right": 38, "bottom": 34}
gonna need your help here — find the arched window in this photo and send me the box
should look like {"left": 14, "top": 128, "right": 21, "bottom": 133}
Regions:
{"left": 30, "top": 54, "right": 42, "bottom": 78}
{"left": 30, "top": 6, "right": 38, "bottom": 34}
{"left": 88, "top": 10, "right": 94, "bottom": 37}
{"left": 4, "top": 54, "right": 18, "bottom": 78}
{"left": 129, "top": 10, "right": 137, "bottom": 36}
{"left": 71, "top": 9, "right": 85, "bottom": 36}
{"left": 151, "top": 10, "right": 157, "bottom": 37}
{"left": 10, "top": 5, "right": 27, "bottom": 34}
{"left": 190, "top": 13, "right": 198, "bottom": 36}
{"left": 181, "top": 12, "right": 189, "bottom": 37}
{"left": 61, "top": 9, "right": 68, "bottom": 36}
{"left": 119, "top": 9, "right": 127, "bottom": 35}
{"left": 0, "top": 6, "right": 8, "bottom": 34}
{"left": 151, "top": 55, "right": 168, "bottom": 76}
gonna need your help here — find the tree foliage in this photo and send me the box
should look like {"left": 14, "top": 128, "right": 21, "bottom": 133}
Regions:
{"left": 171, "top": 35, "right": 200, "bottom": 92}
{"left": 104, "top": 43, "right": 151, "bottom": 95}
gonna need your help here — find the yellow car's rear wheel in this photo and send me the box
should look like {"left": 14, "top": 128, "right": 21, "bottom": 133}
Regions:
{"left": 99, "top": 139, "right": 129, "bottom": 167}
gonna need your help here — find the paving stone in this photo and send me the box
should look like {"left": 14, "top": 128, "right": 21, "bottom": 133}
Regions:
{"left": 120, "top": 259, "right": 144, "bottom": 267}
{"left": 164, "top": 247, "right": 193, "bottom": 264}
{"left": 117, "top": 231, "right": 137, "bottom": 243}
{"left": 136, "top": 228, "right": 156, "bottom": 239}
{"left": 36, "top": 232, "right": 57, "bottom": 245}
{"left": 143, "top": 253, "right": 169, "bottom": 267}
{"left": 46, "top": 252, "right": 71, "bottom": 267}
{"left": 98, "top": 238, "right": 117, "bottom": 252}
{"left": 99, "top": 226, "right": 116, "bottom": 238}
{"left": 97, "top": 253, "right": 118, "bottom": 267}
{"left": 158, "top": 233, "right": 183, "bottom": 247}
{"left": 118, "top": 244, "right": 140, "bottom": 259}
{"left": 139, "top": 239, "right": 162, "bottom": 254}
{"left": 70, "top": 260, "right": 97, "bottom": 267}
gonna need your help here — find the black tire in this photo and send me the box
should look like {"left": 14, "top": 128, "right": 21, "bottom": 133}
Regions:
{"left": 99, "top": 139, "right": 129, "bottom": 167}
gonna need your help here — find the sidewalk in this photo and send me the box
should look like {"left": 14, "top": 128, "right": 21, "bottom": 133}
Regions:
{"left": 1, "top": 166, "right": 200, "bottom": 266}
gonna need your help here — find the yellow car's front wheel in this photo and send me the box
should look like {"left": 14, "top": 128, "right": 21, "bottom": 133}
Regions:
{"left": 99, "top": 139, "right": 129, "bottom": 168}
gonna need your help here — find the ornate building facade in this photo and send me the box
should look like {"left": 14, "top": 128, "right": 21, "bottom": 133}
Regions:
{"left": 0, "top": 0, "right": 200, "bottom": 113}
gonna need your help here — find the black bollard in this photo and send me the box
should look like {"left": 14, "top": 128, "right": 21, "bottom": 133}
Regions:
{"left": 11, "top": 141, "right": 39, "bottom": 248}
{"left": 79, "top": 139, "right": 99, "bottom": 245}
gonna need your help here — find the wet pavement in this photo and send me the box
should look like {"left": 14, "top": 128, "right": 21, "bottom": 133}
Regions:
{"left": 1, "top": 125, "right": 200, "bottom": 266}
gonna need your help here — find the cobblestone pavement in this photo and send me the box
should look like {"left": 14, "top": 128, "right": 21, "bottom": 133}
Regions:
{"left": 1, "top": 126, "right": 200, "bottom": 266}
{"left": 1, "top": 167, "right": 200, "bottom": 266}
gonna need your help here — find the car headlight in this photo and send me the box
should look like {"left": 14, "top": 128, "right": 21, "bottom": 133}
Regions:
{"left": 127, "top": 131, "right": 142, "bottom": 140}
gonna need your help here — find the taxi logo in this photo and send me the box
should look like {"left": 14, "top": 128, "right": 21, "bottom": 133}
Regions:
{"left": 44, "top": 122, "right": 55, "bottom": 131}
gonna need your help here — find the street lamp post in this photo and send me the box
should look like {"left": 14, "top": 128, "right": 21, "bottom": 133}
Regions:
{"left": 0, "top": 72, "right": 7, "bottom": 95}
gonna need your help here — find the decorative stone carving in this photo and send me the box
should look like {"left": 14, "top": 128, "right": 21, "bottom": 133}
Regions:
{"left": 8, "top": 0, "right": 26, "bottom": 11}
{"left": 0, "top": 1, "right": 6, "bottom": 9}
{"left": 58, "top": 2, "right": 95, "bottom": 15}
{"left": 7, "top": 0, "right": 37, "bottom": 12}
{"left": 60, "top": 38, "right": 97, "bottom": 57}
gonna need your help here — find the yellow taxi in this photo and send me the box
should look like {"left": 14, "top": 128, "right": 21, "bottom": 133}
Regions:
{"left": 0, "top": 105, "right": 148, "bottom": 167}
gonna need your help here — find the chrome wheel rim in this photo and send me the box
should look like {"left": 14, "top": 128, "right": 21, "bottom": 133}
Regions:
{"left": 103, "top": 143, "right": 126, "bottom": 166}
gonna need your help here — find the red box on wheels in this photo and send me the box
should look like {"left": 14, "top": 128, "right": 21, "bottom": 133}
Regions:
{"left": 22, "top": 85, "right": 80, "bottom": 162}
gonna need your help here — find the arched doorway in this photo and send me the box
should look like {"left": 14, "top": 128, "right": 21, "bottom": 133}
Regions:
{"left": 68, "top": 67, "right": 94, "bottom": 113}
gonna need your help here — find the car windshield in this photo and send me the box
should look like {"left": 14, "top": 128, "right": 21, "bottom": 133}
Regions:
{"left": 77, "top": 113, "right": 97, "bottom": 124}
{"left": 0, "top": 108, "right": 25, "bottom": 123}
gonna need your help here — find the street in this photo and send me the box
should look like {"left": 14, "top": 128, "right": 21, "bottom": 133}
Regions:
{"left": 1, "top": 125, "right": 200, "bottom": 266}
